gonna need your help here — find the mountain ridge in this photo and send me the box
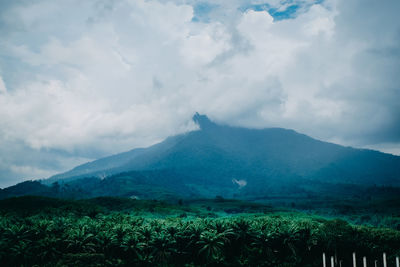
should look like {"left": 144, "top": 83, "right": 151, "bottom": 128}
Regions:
{"left": 2, "top": 113, "right": 399, "bottom": 199}
{"left": 45, "top": 114, "right": 400, "bottom": 187}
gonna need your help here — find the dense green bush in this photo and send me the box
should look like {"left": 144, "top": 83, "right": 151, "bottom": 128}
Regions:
{"left": 0, "top": 212, "right": 399, "bottom": 267}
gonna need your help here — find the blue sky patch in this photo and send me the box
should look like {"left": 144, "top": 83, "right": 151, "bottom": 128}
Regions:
{"left": 192, "top": 2, "right": 218, "bottom": 22}
{"left": 240, "top": 0, "right": 324, "bottom": 21}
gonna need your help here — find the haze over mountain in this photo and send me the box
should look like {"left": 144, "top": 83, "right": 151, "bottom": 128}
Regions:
{"left": 2, "top": 113, "right": 383, "bottom": 198}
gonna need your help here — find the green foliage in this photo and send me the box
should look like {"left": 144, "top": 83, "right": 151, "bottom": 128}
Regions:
{"left": 0, "top": 197, "right": 399, "bottom": 266}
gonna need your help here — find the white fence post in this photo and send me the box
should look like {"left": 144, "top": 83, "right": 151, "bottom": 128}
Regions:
{"left": 323, "top": 253, "right": 326, "bottom": 267}
{"left": 353, "top": 252, "right": 357, "bottom": 267}
{"left": 331, "top": 256, "right": 335, "bottom": 267}
{"left": 383, "top": 253, "right": 387, "bottom": 267}
{"left": 363, "top": 256, "right": 367, "bottom": 267}
{"left": 396, "top": 256, "right": 399, "bottom": 267}
{"left": 374, "top": 260, "right": 378, "bottom": 267}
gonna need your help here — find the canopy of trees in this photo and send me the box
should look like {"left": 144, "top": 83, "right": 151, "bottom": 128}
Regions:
{"left": 0, "top": 197, "right": 399, "bottom": 266}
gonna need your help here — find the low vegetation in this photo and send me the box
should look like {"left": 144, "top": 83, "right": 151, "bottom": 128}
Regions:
{"left": 0, "top": 196, "right": 399, "bottom": 266}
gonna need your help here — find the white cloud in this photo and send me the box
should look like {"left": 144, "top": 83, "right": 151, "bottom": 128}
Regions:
{"left": 0, "top": 76, "right": 6, "bottom": 93}
{"left": 181, "top": 22, "right": 231, "bottom": 66}
{"left": 8, "top": 164, "right": 57, "bottom": 180}
{"left": 301, "top": 4, "right": 336, "bottom": 38}
{"left": 0, "top": 0, "right": 399, "bottom": 186}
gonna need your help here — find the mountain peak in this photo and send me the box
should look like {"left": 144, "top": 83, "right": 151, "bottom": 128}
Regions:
{"left": 192, "top": 113, "right": 215, "bottom": 129}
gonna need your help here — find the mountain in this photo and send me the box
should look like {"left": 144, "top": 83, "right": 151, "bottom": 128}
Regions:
{"left": 2, "top": 113, "right": 400, "bottom": 199}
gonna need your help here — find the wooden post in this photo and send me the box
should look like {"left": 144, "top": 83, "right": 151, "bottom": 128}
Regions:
{"left": 353, "top": 252, "right": 357, "bottom": 267}
{"left": 396, "top": 256, "right": 399, "bottom": 267}
{"left": 383, "top": 253, "right": 387, "bottom": 267}
{"left": 331, "top": 256, "right": 335, "bottom": 267}
{"left": 323, "top": 253, "right": 326, "bottom": 267}
{"left": 363, "top": 256, "right": 367, "bottom": 267}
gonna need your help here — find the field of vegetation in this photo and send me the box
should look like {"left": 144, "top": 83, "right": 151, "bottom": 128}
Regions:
{"left": 0, "top": 196, "right": 399, "bottom": 266}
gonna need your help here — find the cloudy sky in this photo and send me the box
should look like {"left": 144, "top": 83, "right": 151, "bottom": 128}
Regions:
{"left": 0, "top": 0, "right": 399, "bottom": 187}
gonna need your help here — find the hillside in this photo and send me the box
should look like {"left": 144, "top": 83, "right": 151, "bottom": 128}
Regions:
{"left": 2, "top": 113, "right": 400, "bottom": 199}
{"left": 48, "top": 113, "right": 400, "bottom": 185}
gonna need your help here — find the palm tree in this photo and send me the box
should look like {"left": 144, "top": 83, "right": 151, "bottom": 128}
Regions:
{"left": 149, "top": 234, "right": 176, "bottom": 265}
{"left": 197, "top": 229, "right": 229, "bottom": 264}
{"left": 65, "top": 226, "right": 96, "bottom": 253}
{"left": 121, "top": 235, "right": 144, "bottom": 264}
